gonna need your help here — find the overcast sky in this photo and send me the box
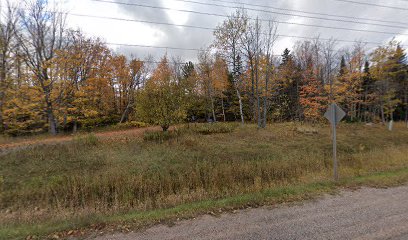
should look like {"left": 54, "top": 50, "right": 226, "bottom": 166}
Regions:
{"left": 10, "top": 0, "right": 408, "bottom": 62}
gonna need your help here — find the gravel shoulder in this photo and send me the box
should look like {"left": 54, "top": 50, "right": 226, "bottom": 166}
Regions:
{"left": 94, "top": 185, "right": 408, "bottom": 240}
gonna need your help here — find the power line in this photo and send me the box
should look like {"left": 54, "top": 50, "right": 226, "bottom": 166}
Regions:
{"left": 91, "top": 1, "right": 407, "bottom": 47}
{"left": 92, "top": 0, "right": 406, "bottom": 30}
{"left": 10, "top": 4, "right": 407, "bottom": 47}
{"left": 107, "top": 42, "right": 285, "bottom": 56}
{"left": 8, "top": 4, "right": 394, "bottom": 46}
{"left": 154, "top": 0, "right": 408, "bottom": 22}
{"left": 80, "top": 13, "right": 401, "bottom": 45}
{"left": 331, "top": 0, "right": 408, "bottom": 11}
{"left": 68, "top": 11, "right": 408, "bottom": 37}
{"left": 204, "top": 0, "right": 406, "bottom": 26}
{"left": 10, "top": 2, "right": 408, "bottom": 39}
{"left": 107, "top": 43, "right": 204, "bottom": 51}
{"left": 278, "top": 35, "right": 380, "bottom": 46}
{"left": 69, "top": 12, "right": 208, "bottom": 29}
{"left": 61, "top": 60, "right": 188, "bottom": 66}
{"left": 69, "top": 15, "right": 407, "bottom": 49}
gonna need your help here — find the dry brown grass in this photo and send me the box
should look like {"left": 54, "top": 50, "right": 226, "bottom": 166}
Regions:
{"left": 0, "top": 122, "right": 407, "bottom": 238}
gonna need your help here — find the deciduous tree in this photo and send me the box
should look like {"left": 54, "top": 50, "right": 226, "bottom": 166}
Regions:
{"left": 17, "top": 0, "right": 67, "bottom": 135}
{"left": 136, "top": 56, "right": 186, "bottom": 131}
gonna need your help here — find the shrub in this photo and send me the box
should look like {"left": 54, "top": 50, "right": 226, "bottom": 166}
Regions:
{"left": 73, "top": 134, "right": 99, "bottom": 146}
{"left": 190, "top": 122, "right": 238, "bottom": 135}
{"left": 113, "top": 121, "right": 148, "bottom": 130}
{"left": 78, "top": 116, "right": 120, "bottom": 131}
{"left": 4, "top": 120, "right": 47, "bottom": 137}
{"left": 143, "top": 129, "right": 182, "bottom": 143}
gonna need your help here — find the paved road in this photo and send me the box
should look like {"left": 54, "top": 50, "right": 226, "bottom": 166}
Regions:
{"left": 95, "top": 186, "right": 408, "bottom": 240}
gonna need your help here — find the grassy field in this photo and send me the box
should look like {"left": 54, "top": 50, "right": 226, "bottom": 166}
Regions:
{"left": 1, "top": 122, "right": 408, "bottom": 239}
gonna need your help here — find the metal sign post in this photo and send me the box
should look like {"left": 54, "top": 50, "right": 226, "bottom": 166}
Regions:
{"left": 324, "top": 103, "right": 346, "bottom": 181}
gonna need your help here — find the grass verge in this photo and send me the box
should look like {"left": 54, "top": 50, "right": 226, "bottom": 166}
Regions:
{"left": 1, "top": 122, "right": 408, "bottom": 239}
{"left": 1, "top": 168, "right": 408, "bottom": 240}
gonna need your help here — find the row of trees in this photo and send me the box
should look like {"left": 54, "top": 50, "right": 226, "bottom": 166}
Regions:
{"left": 0, "top": 2, "right": 407, "bottom": 135}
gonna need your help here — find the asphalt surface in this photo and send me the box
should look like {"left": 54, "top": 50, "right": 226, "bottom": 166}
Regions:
{"left": 95, "top": 185, "right": 408, "bottom": 240}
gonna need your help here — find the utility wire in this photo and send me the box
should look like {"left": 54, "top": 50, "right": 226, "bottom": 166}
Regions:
{"left": 107, "top": 42, "right": 284, "bottom": 56}
{"left": 69, "top": 12, "right": 209, "bottom": 30}
{"left": 92, "top": 0, "right": 406, "bottom": 30}
{"left": 10, "top": 2, "right": 408, "bottom": 39}
{"left": 150, "top": 0, "right": 408, "bottom": 21}
{"left": 277, "top": 35, "right": 380, "bottom": 46}
{"left": 8, "top": 4, "right": 394, "bottom": 46}
{"left": 10, "top": 3, "right": 408, "bottom": 48}
{"left": 331, "top": 0, "right": 408, "bottom": 11}
{"left": 203, "top": 0, "right": 407, "bottom": 26}
{"left": 107, "top": 43, "right": 204, "bottom": 51}
{"left": 68, "top": 12, "right": 408, "bottom": 37}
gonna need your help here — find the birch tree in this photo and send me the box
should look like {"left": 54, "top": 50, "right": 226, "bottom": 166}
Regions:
{"left": 261, "top": 19, "right": 278, "bottom": 128}
{"left": 214, "top": 9, "right": 248, "bottom": 124}
{"left": 198, "top": 49, "right": 216, "bottom": 121}
{"left": 370, "top": 41, "right": 401, "bottom": 123}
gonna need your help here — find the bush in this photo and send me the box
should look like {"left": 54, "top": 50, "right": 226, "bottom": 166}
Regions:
{"left": 4, "top": 120, "right": 47, "bottom": 137}
{"left": 189, "top": 122, "right": 238, "bottom": 135}
{"left": 73, "top": 134, "right": 99, "bottom": 146}
{"left": 4, "top": 127, "right": 46, "bottom": 137}
{"left": 113, "top": 121, "right": 148, "bottom": 130}
{"left": 79, "top": 116, "right": 120, "bottom": 131}
{"left": 143, "top": 129, "right": 182, "bottom": 143}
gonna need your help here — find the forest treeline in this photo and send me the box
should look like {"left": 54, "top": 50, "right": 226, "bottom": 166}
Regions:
{"left": 0, "top": 1, "right": 407, "bottom": 135}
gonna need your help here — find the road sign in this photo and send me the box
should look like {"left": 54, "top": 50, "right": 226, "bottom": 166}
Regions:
{"left": 324, "top": 103, "right": 346, "bottom": 181}
{"left": 324, "top": 103, "right": 346, "bottom": 127}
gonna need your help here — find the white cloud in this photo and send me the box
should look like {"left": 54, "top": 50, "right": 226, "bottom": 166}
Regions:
{"left": 4, "top": 0, "right": 408, "bottom": 60}
{"left": 161, "top": 0, "right": 190, "bottom": 26}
